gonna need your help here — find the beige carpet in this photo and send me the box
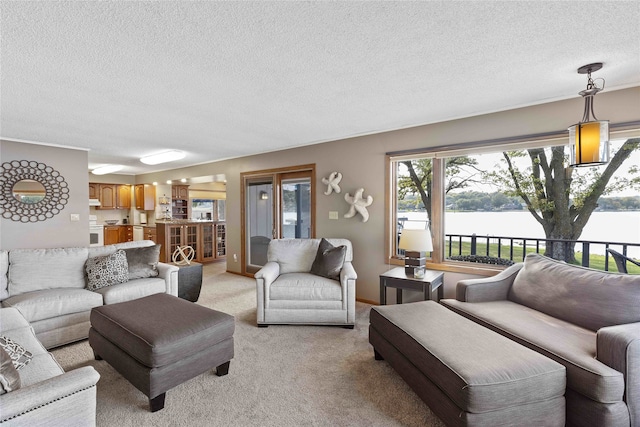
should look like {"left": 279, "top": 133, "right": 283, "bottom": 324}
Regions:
{"left": 52, "top": 263, "right": 445, "bottom": 427}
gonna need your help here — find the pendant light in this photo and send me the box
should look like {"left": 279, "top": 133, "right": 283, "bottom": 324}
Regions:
{"left": 568, "top": 63, "right": 609, "bottom": 167}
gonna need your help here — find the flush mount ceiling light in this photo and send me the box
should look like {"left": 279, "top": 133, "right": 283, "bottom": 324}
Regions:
{"left": 140, "top": 150, "right": 186, "bottom": 165}
{"left": 568, "top": 63, "right": 610, "bottom": 167}
{"left": 91, "top": 164, "right": 124, "bottom": 175}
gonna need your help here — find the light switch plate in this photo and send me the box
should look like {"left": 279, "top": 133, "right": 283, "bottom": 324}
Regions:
{"left": 70, "top": 214, "right": 80, "bottom": 222}
{"left": 329, "top": 211, "right": 339, "bottom": 220}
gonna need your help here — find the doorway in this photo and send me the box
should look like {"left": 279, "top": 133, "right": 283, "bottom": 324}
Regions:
{"left": 241, "top": 164, "right": 315, "bottom": 275}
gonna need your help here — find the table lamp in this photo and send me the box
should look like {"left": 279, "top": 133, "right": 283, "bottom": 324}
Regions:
{"left": 398, "top": 229, "right": 433, "bottom": 277}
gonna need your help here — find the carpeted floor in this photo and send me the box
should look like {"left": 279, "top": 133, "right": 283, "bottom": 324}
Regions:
{"left": 52, "top": 263, "right": 444, "bottom": 427}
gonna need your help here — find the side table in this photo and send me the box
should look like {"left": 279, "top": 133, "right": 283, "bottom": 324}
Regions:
{"left": 172, "top": 262, "right": 203, "bottom": 302}
{"left": 379, "top": 267, "right": 444, "bottom": 305}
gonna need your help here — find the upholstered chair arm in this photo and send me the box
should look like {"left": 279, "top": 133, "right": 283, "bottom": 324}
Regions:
{"left": 157, "top": 262, "right": 179, "bottom": 297}
{"left": 340, "top": 261, "right": 357, "bottom": 283}
{"left": 255, "top": 262, "right": 280, "bottom": 324}
{"left": 255, "top": 261, "right": 280, "bottom": 286}
{"left": 456, "top": 263, "right": 523, "bottom": 302}
{"left": 0, "top": 366, "right": 100, "bottom": 426}
{"left": 339, "top": 262, "right": 357, "bottom": 324}
{"left": 596, "top": 322, "right": 640, "bottom": 423}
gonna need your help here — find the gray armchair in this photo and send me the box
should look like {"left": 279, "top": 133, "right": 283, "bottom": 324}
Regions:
{"left": 255, "top": 238, "right": 356, "bottom": 328}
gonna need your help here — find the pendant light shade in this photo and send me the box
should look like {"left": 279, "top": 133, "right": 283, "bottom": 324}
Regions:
{"left": 568, "top": 63, "right": 610, "bottom": 167}
{"left": 569, "top": 120, "right": 609, "bottom": 166}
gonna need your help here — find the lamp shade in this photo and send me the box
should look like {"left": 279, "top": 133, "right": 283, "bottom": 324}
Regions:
{"left": 569, "top": 120, "right": 609, "bottom": 167}
{"left": 398, "top": 229, "right": 433, "bottom": 253}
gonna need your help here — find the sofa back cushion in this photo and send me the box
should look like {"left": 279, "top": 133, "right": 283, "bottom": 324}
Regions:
{"left": 0, "top": 251, "right": 8, "bottom": 300}
{"left": 509, "top": 253, "right": 640, "bottom": 331}
{"left": 8, "top": 247, "right": 89, "bottom": 297}
{"left": 268, "top": 238, "right": 353, "bottom": 274}
{"left": 88, "top": 240, "right": 155, "bottom": 259}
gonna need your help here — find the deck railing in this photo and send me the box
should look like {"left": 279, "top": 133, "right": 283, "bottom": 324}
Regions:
{"left": 444, "top": 233, "right": 640, "bottom": 271}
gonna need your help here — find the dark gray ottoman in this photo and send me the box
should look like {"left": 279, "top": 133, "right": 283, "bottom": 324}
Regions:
{"left": 89, "top": 293, "right": 234, "bottom": 412}
{"left": 369, "top": 301, "right": 566, "bottom": 426}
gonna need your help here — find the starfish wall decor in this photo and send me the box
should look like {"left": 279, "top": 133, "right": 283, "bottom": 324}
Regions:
{"left": 344, "top": 188, "right": 373, "bottom": 222}
{"left": 321, "top": 171, "right": 342, "bottom": 195}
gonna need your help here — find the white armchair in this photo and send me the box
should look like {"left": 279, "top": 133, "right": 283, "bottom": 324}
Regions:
{"left": 255, "top": 238, "right": 357, "bottom": 328}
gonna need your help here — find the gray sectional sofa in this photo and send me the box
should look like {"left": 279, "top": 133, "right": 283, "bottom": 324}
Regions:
{"left": 0, "top": 240, "right": 179, "bottom": 425}
{"left": 0, "top": 240, "right": 179, "bottom": 349}
{"left": 370, "top": 253, "right": 639, "bottom": 427}
{"left": 1, "top": 307, "right": 100, "bottom": 426}
{"left": 441, "top": 253, "right": 639, "bottom": 426}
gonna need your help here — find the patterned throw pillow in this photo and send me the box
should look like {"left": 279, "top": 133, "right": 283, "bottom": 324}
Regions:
{"left": 0, "top": 336, "right": 32, "bottom": 371}
{"left": 0, "top": 347, "right": 20, "bottom": 394}
{"left": 85, "top": 250, "right": 129, "bottom": 291}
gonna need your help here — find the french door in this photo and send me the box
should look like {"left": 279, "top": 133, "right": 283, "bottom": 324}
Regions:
{"left": 241, "top": 164, "right": 315, "bottom": 275}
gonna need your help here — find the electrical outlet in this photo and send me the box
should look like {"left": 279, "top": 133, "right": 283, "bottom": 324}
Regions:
{"left": 329, "top": 211, "right": 339, "bottom": 220}
{"left": 70, "top": 214, "right": 80, "bottom": 222}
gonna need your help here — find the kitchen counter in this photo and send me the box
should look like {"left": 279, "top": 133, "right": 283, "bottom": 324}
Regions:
{"left": 155, "top": 220, "right": 214, "bottom": 224}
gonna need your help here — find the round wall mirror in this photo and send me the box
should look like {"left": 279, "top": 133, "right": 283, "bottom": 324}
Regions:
{"left": 0, "top": 160, "right": 69, "bottom": 223}
{"left": 12, "top": 179, "right": 46, "bottom": 204}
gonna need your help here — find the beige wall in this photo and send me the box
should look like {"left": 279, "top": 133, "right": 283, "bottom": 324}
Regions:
{"left": 1, "top": 87, "right": 638, "bottom": 301}
{"left": 0, "top": 140, "right": 90, "bottom": 249}
{"left": 137, "top": 87, "right": 640, "bottom": 303}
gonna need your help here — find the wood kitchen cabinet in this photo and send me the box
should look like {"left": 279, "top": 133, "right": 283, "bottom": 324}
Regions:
{"left": 118, "top": 225, "right": 133, "bottom": 243}
{"left": 116, "top": 185, "right": 131, "bottom": 209}
{"left": 143, "top": 226, "right": 157, "bottom": 243}
{"left": 157, "top": 223, "right": 199, "bottom": 263}
{"left": 92, "top": 183, "right": 131, "bottom": 210}
{"left": 171, "top": 185, "right": 189, "bottom": 200}
{"left": 216, "top": 223, "right": 226, "bottom": 258}
{"left": 104, "top": 225, "right": 132, "bottom": 245}
{"left": 104, "top": 226, "right": 120, "bottom": 245}
{"left": 88, "top": 183, "right": 98, "bottom": 199}
{"left": 171, "top": 185, "right": 189, "bottom": 220}
{"left": 200, "top": 223, "right": 216, "bottom": 262}
{"left": 135, "top": 184, "right": 156, "bottom": 211}
{"left": 97, "top": 185, "right": 117, "bottom": 209}
{"left": 157, "top": 222, "right": 225, "bottom": 263}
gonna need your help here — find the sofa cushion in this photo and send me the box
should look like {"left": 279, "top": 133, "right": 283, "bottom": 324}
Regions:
{"left": 269, "top": 273, "right": 343, "bottom": 301}
{"left": 268, "top": 239, "right": 319, "bottom": 274}
{"left": 94, "top": 278, "right": 166, "bottom": 305}
{"left": 0, "top": 346, "right": 20, "bottom": 394}
{"left": 87, "top": 240, "right": 156, "bottom": 259}
{"left": 267, "top": 238, "right": 353, "bottom": 274}
{"left": 2, "top": 289, "right": 103, "bottom": 323}
{"left": 0, "top": 250, "right": 8, "bottom": 300}
{"left": 8, "top": 247, "right": 89, "bottom": 297}
{"left": 310, "top": 238, "right": 346, "bottom": 280}
{"left": 442, "top": 299, "right": 624, "bottom": 404}
{"left": 122, "top": 244, "right": 160, "bottom": 280}
{"left": 509, "top": 253, "right": 640, "bottom": 331}
{"left": 85, "top": 250, "right": 129, "bottom": 291}
{"left": 0, "top": 335, "right": 33, "bottom": 370}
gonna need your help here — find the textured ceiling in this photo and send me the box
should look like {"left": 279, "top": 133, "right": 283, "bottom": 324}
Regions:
{"left": 1, "top": 1, "right": 639, "bottom": 175}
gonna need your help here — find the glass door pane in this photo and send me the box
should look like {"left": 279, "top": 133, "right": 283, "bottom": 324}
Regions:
{"left": 280, "top": 175, "right": 311, "bottom": 239}
{"left": 246, "top": 179, "right": 273, "bottom": 269}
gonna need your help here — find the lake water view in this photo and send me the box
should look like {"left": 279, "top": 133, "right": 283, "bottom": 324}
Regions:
{"left": 399, "top": 211, "right": 640, "bottom": 258}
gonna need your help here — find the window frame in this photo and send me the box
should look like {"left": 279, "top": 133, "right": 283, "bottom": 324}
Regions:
{"left": 385, "top": 123, "right": 640, "bottom": 276}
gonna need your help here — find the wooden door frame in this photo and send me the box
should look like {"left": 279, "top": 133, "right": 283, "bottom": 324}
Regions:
{"left": 240, "top": 164, "right": 315, "bottom": 276}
